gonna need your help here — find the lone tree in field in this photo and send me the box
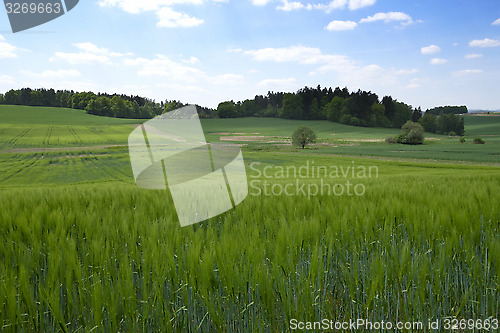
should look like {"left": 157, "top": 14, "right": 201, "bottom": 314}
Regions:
{"left": 292, "top": 126, "right": 317, "bottom": 149}
{"left": 400, "top": 121, "right": 424, "bottom": 145}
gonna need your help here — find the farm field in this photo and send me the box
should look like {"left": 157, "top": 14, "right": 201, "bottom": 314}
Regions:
{"left": 0, "top": 106, "right": 499, "bottom": 331}
{"left": 0, "top": 105, "right": 142, "bottom": 149}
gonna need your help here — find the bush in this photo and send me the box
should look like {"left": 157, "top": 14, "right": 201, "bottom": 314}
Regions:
{"left": 396, "top": 134, "right": 407, "bottom": 144}
{"left": 448, "top": 131, "right": 456, "bottom": 137}
{"left": 385, "top": 137, "right": 397, "bottom": 144}
{"left": 473, "top": 137, "right": 485, "bottom": 144}
{"left": 401, "top": 121, "right": 424, "bottom": 145}
{"left": 459, "top": 137, "right": 466, "bottom": 143}
{"left": 292, "top": 126, "right": 317, "bottom": 149}
{"left": 339, "top": 114, "right": 352, "bottom": 125}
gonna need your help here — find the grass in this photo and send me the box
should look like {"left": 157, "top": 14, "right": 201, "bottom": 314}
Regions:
{"left": 0, "top": 105, "right": 143, "bottom": 149}
{"left": 201, "top": 117, "right": 403, "bottom": 140}
{"left": 0, "top": 105, "right": 499, "bottom": 331}
{"left": 0, "top": 105, "right": 144, "bottom": 125}
{"left": 202, "top": 116, "right": 500, "bottom": 164}
{"left": 1, "top": 156, "right": 499, "bottom": 331}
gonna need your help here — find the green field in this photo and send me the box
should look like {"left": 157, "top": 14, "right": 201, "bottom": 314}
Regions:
{"left": 0, "top": 105, "right": 142, "bottom": 150}
{"left": 1, "top": 105, "right": 499, "bottom": 332}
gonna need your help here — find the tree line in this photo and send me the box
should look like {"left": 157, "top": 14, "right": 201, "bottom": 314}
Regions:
{"left": 426, "top": 105, "right": 468, "bottom": 116}
{"left": 216, "top": 85, "right": 466, "bottom": 134}
{"left": 0, "top": 86, "right": 465, "bottom": 135}
{"left": 0, "top": 88, "right": 216, "bottom": 119}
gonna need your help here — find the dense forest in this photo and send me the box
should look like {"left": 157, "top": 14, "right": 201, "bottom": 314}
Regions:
{"left": 217, "top": 85, "right": 465, "bottom": 135}
{"left": 0, "top": 86, "right": 465, "bottom": 135}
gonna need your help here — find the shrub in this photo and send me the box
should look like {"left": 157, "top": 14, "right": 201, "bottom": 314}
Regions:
{"left": 473, "top": 137, "right": 485, "bottom": 144}
{"left": 385, "top": 137, "right": 397, "bottom": 144}
{"left": 396, "top": 134, "right": 407, "bottom": 144}
{"left": 401, "top": 121, "right": 424, "bottom": 145}
{"left": 339, "top": 114, "right": 352, "bottom": 125}
{"left": 448, "top": 131, "right": 456, "bottom": 137}
{"left": 292, "top": 126, "right": 317, "bottom": 149}
{"left": 350, "top": 117, "right": 361, "bottom": 126}
{"left": 459, "top": 137, "right": 465, "bottom": 143}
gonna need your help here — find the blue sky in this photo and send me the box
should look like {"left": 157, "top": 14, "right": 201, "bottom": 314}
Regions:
{"left": 1, "top": 0, "right": 499, "bottom": 109}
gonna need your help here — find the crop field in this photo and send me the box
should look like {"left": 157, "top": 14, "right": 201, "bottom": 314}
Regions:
{"left": 0, "top": 106, "right": 499, "bottom": 332}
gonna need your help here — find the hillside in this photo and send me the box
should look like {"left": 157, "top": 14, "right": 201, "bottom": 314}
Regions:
{"left": 0, "top": 105, "right": 145, "bottom": 126}
{"left": 0, "top": 105, "right": 498, "bottom": 163}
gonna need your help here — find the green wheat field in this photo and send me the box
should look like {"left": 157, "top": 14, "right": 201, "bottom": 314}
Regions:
{"left": 1, "top": 105, "right": 499, "bottom": 332}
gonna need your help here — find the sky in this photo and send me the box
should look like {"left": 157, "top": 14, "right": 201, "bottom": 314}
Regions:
{"left": 0, "top": 0, "right": 499, "bottom": 110}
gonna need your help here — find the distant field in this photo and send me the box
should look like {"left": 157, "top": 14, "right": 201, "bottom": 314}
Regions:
{"left": 0, "top": 105, "right": 144, "bottom": 125}
{"left": 0, "top": 105, "right": 142, "bottom": 149}
{"left": 1, "top": 105, "right": 498, "bottom": 163}
{"left": 464, "top": 114, "right": 500, "bottom": 136}
{"left": 201, "top": 117, "right": 403, "bottom": 140}
{"left": 201, "top": 116, "right": 500, "bottom": 164}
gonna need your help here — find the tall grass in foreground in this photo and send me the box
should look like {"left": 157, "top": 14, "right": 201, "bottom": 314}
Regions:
{"left": 0, "top": 173, "right": 499, "bottom": 332}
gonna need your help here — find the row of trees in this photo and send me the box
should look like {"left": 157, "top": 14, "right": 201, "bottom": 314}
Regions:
{"left": 218, "top": 86, "right": 422, "bottom": 129}
{"left": 217, "top": 85, "right": 467, "bottom": 134}
{"left": 0, "top": 88, "right": 216, "bottom": 119}
{"left": 418, "top": 112, "right": 465, "bottom": 136}
{"left": 1, "top": 86, "right": 466, "bottom": 135}
{"left": 426, "top": 105, "right": 468, "bottom": 116}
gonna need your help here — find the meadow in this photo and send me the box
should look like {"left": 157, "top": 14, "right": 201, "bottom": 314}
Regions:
{"left": 0, "top": 106, "right": 499, "bottom": 332}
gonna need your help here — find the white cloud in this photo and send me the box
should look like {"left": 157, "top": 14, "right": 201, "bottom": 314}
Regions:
{"left": 73, "top": 42, "right": 131, "bottom": 57}
{"left": 360, "top": 12, "right": 413, "bottom": 25}
{"left": 0, "top": 35, "right": 19, "bottom": 58}
{"left": 277, "top": 0, "right": 304, "bottom": 11}
{"left": 212, "top": 74, "right": 245, "bottom": 85}
{"left": 258, "top": 77, "right": 295, "bottom": 85}
{"left": 430, "top": 58, "right": 448, "bottom": 65}
{"left": 156, "top": 7, "right": 204, "bottom": 27}
{"left": 492, "top": 18, "right": 500, "bottom": 25}
{"left": 325, "top": 20, "right": 357, "bottom": 31}
{"left": 313, "top": 0, "right": 375, "bottom": 12}
{"left": 469, "top": 38, "right": 500, "bottom": 47}
{"left": 97, "top": 0, "right": 222, "bottom": 28}
{"left": 182, "top": 56, "right": 201, "bottom": 65}
{"left": 405, "top": 78, "right": 423, "bottom": 89}
{"left": 452, "top": 69, "right": 483, "bottom": 76}
{"left": 257, "top": 78, "right": 297, "bottom": 90}
{"left": 226, "top": 47, "right": 243, "bottom": 53}
{"left": 465, "top": 53, "right": 483, "bottom": 59}
{"left": 98, "top": 0, "right": 203, "bottom": 13}
{"left": 244, "top": 45, "right": 325, "bottom": 63}
{"left": 124, "top": 55, "right": 205, "bottom": 82}
{"left": 50, "top": 43, "right": 129, "bottom": 65}
{"left": 21, "top": 69, "right": 81, "bottom": 79}
{"left": 251, "top": 0, "right": 272, "bottom": 5}
{"left": 313, "top": 0, "right": 347, "bottom": 12}
{"left": 421, "top": 44, "right": 441, "bottom": 55}
{"left": 51, "top": 52, "right": 111, "bottom": 64}
{"left": 0, "top": 75, "right": 16, "bottom": 85}
{"left": 243, "top": 44, "right": 411, "bottom": 89}
{"left": 394, "top": 68, "right": 419, "bottom": 75}
{"left": 348, "top": 0, "right": 376, "bottom": 10}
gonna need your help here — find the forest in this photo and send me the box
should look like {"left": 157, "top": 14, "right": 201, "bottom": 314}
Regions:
{"left": 217, "top": 85, "right": 465, "bottom": 135}
{"left": 0, "top": 86, "right": 465, "bottom": 135}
